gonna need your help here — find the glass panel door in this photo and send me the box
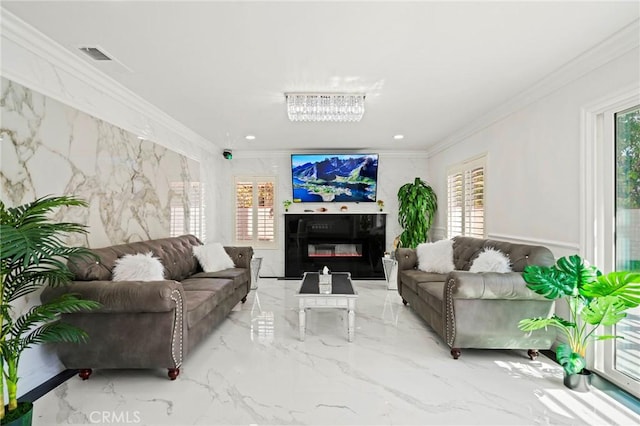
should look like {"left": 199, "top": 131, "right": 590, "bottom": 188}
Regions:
{"left": 613, "top": 105, "right": 640, "bottom": 386}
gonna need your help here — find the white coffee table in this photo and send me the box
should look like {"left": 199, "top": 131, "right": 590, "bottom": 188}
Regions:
{"left": 297, "top": 272, "right": 358, "bottom": 342}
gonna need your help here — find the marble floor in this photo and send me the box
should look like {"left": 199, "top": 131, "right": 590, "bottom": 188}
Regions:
{"left": 33, "top": 279, "right": 640, "bottom": 426}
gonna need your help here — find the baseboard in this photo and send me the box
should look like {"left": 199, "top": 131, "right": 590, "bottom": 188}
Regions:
{"left": 19, "top": 369, "right": 77, "bottom": 403}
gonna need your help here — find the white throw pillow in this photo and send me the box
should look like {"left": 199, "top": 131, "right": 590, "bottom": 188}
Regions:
{"left": 192, "top": 242, "right": 236, "bottom": 272}
{"left": 416, "top": 239, "right": 455, "bottom": 274}
{"left": 112, "top": 252, "right": 165, "bottom": 281}
{"left": 469, "top": 247, "right": 512, "bottom": 273}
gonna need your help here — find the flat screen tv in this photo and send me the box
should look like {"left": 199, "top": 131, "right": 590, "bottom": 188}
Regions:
{"left": 291, "top": 153, "right": 379, "bottom": 202}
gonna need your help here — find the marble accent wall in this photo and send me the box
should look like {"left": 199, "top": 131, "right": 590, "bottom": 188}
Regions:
{"left": 1, "top": 78, "right": 201, "bottom": 247}
{"left": 0, "top": 77, "right": 201, "bottom": 396}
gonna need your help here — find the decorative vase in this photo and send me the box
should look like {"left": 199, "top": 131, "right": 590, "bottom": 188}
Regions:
{"left": 563, "top": 369, "right": 592, "bottom": 392}
{"left": 2, "top": 402, "right": 34, "bottom": 426}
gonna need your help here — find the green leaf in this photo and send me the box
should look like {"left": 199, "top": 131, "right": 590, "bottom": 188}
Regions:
{"left": 556, "top": 343, "right": 586, "bottom": 375}
{"left": 581, "top": 296, "right": 627, "bottom": 326}
{"left": 582, "top": 271, "right": 640, "bottom": 308}
{"left": 555, "top": 255, "right": 600, "bottom": 292}
{"left": 522, "top": 265, "right": 574, "bottom": 299}
{"left": 397, "top": 177, "right": 437, "bottom": 248}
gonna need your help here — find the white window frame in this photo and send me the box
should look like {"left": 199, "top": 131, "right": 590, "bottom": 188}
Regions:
{"left": 446, "top": 154, "right": 487, "bottom": 239}
{"left": 581, "top": 85, "right": 640, "bottom": 398}
{"left": 234, "top": 176, "right": 278, "bottom": 249}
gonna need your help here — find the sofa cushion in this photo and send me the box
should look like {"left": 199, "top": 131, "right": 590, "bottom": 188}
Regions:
{"left": 416, "top": 239, "right": 455, "bottom": 274}
{"left": 112, "top": 252, "right": 165, "bottom": 281}
{"left": 190, "top": 268, "right": 251, "bottom": 290}
{"left": 417, "top": 281, "right": 446, "bottom": 314}
{"left": 181, "top": 277, "right": 234, "bottom": 294}
{"left": 183, "top": 280, "right": 236, "bottom": 328}
{"left": 400, "top": 269, "right": 447, "bottom": 294}
{"left": 192, "top": 242, "right": 235, "bottom": 272}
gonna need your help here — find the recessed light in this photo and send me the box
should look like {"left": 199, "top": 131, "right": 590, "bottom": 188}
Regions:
{"left": 394, "top": 134, "right": 404, "bottom": 140}
{"left": 245, "top": 135, "right": 256, "bottom": 140}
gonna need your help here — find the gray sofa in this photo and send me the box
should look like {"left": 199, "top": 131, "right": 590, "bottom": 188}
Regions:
{"left": 396, "top": 236, "right": 556, "bottom": 359}
{"left": 41, "top": 235, "right": 253, "bottom": 380}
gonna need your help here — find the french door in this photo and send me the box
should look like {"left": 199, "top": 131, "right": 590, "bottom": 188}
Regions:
{"left": 590, "top": 101, "right": 640, "bottom": 397}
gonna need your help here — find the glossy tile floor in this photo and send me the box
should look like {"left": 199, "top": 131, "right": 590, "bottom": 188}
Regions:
{"left": 34, "top": 279, "right": 640, "bottom": 425}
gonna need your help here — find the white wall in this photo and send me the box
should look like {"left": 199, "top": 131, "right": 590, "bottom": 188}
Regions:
{"left": 427, "top": 47, "right": 640, "bottom": 258}
{"left": 220, "top": 152, "right": 430, "bottom": 277}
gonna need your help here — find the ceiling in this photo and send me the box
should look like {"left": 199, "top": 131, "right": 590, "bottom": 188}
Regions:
{"left": 3, "top": 1, "right": 639, "bottom": 153}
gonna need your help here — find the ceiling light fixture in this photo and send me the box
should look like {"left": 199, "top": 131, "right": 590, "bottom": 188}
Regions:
{"left": 394, "top": 134, "right": 404, "bottom": 140}
{"left": 285, "top": 93, "right": 365, "bottom": 122}
{"left": 245, "top": 135, "right": 256, "bottom": 140}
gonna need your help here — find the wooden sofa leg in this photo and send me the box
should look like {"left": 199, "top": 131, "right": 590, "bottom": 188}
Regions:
{"left": 450, "top": 348, "right": 461, "bottom": 359}
{"left": 527, "top": 349, "right": 539, "bottom": 360}
{"left": 79, "top": 369, "right": 92, "bottom": 380}
{"left": 241, "top": 296, "right": 247, "bottom": 303}
{"left": 168, "top": 368, "right": 180, "bottom": 380}
{"left": 402, "top": 298, "right": 408, "bottom": 305}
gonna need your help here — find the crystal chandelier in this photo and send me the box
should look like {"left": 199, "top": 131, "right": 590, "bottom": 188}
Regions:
{"left": 285, "top": 93, "right": 366, "bottom": 122}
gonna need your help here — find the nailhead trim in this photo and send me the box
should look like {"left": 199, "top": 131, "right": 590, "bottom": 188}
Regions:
{"left": 170, "top": 289, "right": 184, "bottom": 368}
{"left": 445, "top": 277, "right": 456, "bottom": 347}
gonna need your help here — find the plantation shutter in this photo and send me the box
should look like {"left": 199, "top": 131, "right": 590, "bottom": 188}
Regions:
{"left": 464, "top": 166, "right": 484, "bottom": 238}
{"left": 235, "top": 181, "right": 254, "bottom": 242}
{"left": 447, "top": 173, "right": 463, "bottom": 237}
{"left": 170, "top": 181, "right": 205, "bottom": 240}
{"left": 447, "top": 156, "right": 486, "bottom": 238}
{"left": 257, "top": 181, "right": 275, "bottom": 241}
{"left": 235, "top": 177, "right": 277, "bottom": 247}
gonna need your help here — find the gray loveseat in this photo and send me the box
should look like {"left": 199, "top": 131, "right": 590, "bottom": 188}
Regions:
{"left": 396, "top": 236, "right": 556, "bottom": 359}
{"left": 41, "top": 235, "right": 253, "bottom": 380}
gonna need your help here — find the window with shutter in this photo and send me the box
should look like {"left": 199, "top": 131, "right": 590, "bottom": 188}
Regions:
{"left": 447, "top": 156, "right": 486, "bottom": 239}
{"left": 170, "top": 181, "right": 205, "bottom": 241}
{"left": 235, "top": 177, "right": 277, "bottom": 247}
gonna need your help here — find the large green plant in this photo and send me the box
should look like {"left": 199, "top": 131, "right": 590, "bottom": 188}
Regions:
{"left": 397, "top": 177, "right": 437, "bottom": 248}
{"left": 0, "top": 196, "right": 100, "bottom": 423}
{"left": 518, "top": 255, "right": 640, "bottom": 375}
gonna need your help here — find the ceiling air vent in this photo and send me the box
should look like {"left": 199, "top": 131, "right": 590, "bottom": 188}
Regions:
{"left": 78, "top": 46, "right": 112, "bottom": 61}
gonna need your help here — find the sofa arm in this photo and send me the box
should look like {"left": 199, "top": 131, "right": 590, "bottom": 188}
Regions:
{"left": 40, "top": 280, "right": 184, "bottom": 313}
{"left": 446, "top": 271, "right": 549, "bottom": 300}
{"left": 224, "top": 246, "right": 254, "bottom": 269}
{"left": 395, "top": 248, "right": 418, "bottom": 271}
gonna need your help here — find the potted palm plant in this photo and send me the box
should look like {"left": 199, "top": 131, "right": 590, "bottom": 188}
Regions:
{"left": 518, "top": 255, "right": 640, "bottom": 391}
{"left": 1, "top": 196, "right": 100, "bottom": 425}
{"left": 397, "top": 177, "right": 437, "bottom": 248}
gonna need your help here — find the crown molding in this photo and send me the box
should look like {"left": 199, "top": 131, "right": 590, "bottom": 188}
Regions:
{"left": 231, "top": 149, "right": 429, "bottom": 159}
{"left": 0, "top": 10, "right": 214, "bottom": 156}
{"left": 426, "top": 19, "right": 640, "bottom": 159}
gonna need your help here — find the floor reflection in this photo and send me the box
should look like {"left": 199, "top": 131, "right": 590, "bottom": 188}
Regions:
{"left": 250, "top": 290, "right": 274, "bottom": 343}
{"left": 382, "top": 290, "right": 400, "bottom": 326}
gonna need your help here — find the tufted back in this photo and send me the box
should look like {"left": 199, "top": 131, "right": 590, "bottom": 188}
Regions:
{"left": 70, "top": 235, "right": 203, "bottom": 282}
{"left": 452, "top": 236, "right": 555, "bottom": 272}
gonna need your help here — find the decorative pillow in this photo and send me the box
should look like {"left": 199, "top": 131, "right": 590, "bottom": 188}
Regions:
{"left": 416, "top": 239, "right": 455, "bottom": 274}
{"left": 112, "top": 252, "right": 165, "bottom": 281}
{"left": 192, "top": 242, "right": 235, "bottom": 272}
{"left": 469, "top": 247, "right": 512, "bottom": 273}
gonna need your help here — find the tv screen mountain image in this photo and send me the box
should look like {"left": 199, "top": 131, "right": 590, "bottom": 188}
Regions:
{"left": 291, "top": 154, "right": 379, "bottom": 202}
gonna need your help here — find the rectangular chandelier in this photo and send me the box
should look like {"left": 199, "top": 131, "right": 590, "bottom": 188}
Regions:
{"left": 285, "top": 93, "right": 366, "bottom": 122}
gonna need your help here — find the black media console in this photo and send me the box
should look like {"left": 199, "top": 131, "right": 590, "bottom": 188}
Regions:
{"left": 284, "top": 213, "right": 386, "bottom": 279}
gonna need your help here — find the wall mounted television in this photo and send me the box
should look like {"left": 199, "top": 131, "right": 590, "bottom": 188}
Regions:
{"left": 291, "top": 153, "right": 379, "bottom": 202}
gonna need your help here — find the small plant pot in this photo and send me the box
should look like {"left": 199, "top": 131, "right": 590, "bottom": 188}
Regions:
{"left": 2, "top": 402, "right": 33, "bottom": 426}
{"left": 563, "top": 369, "right": 592, "bottom": 392}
